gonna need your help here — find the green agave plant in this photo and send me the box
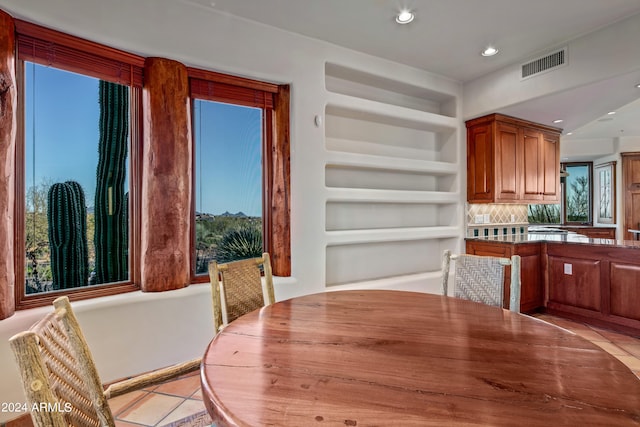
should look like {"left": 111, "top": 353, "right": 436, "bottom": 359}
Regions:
{"left": 215, "top": 225, "right": 263, "bottom": 264}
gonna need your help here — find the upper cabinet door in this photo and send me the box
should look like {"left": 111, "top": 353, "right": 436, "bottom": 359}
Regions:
{"left": 494, "top": 122, "right": 520, "bottom": 202}
{"left": 542, "top": 132, "right": 560, "bottom": 201}
{"left": 520, "top": 128, "right": 560, "bottom": 202}
{"left": 466, "top": 113, "right": 562, "bottom": 204}
{"left": 466, "top": 122, "right": 495, "bottom": 202}
{"left": 522, "top": 128, "right": 543, "bottom": 201}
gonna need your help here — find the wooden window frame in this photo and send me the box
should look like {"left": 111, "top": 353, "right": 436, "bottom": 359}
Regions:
{"left": 562, "top": 162, "right": 593, "bottom": 225}
{"left": 188, "top": 68, "right": 290, "bottom": 280}
{"left": 10, "top": 18, "right": 291, "bottom": 311}
{"left": 14, "top": 20, "right": 143, "bottom": 309}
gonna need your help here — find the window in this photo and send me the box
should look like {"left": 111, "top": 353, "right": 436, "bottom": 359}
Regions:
{"left": 193, "top": 100, "right": 263, "bottom": 273}
{"left": 15, "top": 20, "right": 143, "bottom": 308}
{"left": 8, "top": 18, "right": 290, "bottom": 313}
{"left": 563, "top": 162, "right": 592, "bottom": 224}
{"left": 188, "top": 69, "right": 288, "bottom": 278}
{"left": 528, "top": 162, "right": 592, "bottom": 225}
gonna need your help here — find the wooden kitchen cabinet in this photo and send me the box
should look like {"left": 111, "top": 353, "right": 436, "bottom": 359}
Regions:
{"left": 545, "top": 243, "right": 640, "bottom": 335}
{"left": 547, "top": 255, "right": 602, "bottom": 312}
{"left": 610, "top": 261, "right": 640, "bottom": 322}
{"left": 466, "top": 238, "right": 640, "bottom": 335}
{"left": 581, "top": 228, "right": 616, "bottom": 239}
{"left": 466, "top": 113, "right": 561, "bottom": 203}
{"left": 465, "top": 240, "right": 542, "bottom": 313}
{"left": 558, "top": 226, "right": 616, "bottom": 239}
{"left": 523, "top": 130, "right": 560, "bottom": 201}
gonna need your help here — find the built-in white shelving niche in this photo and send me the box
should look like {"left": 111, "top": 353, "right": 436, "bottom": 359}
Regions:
{"left": 325, "top": 62, "right": 457, "bottom": 117}
{"left": 324, "top": 62, "right": 461, "bottom": 288}
{"left": 326, "top": 202, "right": 458, "bottom": 231}
{"left": 325, "top": 237, "right": 458, "bottom": 287}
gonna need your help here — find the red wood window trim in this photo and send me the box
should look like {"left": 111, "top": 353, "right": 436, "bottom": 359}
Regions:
{"left": 188, "top": 68, "right": 290, "bottom": 279}
{"left": 14, "top": 20, "right": 143, "bottom": 310}
{"left": 14, "top": 20, "right": 144, "bottom": 87}
{"left": 189, "top": 78, "right": 275, "bottom": 109}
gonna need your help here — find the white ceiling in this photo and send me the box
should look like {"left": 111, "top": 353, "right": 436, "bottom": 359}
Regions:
{"left": 186, "top": 0, "right": 640, "bottom": 148}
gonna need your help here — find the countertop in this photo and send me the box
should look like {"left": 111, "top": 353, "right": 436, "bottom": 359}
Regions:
{"left": 555, "top": 225, "right": 617, "bottom": 229}
{"left": 466, "top": 232, "right": 640, "bottom": 248}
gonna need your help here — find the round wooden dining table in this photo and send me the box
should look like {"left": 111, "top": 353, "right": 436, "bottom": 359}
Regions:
{"left": 201, "top": 290, "right": 640, "bottom": 426}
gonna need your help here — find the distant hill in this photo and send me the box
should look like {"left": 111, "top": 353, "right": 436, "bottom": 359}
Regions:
{"left": 220, "top": 211, "right": 247, "bottom": 218}
{"left": 195, "top": 212, "right": 215, "bottom": 222}
{"left": 195, "top": 211, "right": 256, "bottom": 221}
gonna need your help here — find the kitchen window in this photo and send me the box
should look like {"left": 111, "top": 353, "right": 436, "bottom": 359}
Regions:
{"left": 528, "top": 162, "right": 593, "bottom": 225}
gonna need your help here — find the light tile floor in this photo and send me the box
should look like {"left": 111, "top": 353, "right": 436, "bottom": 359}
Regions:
{"left": 109, "top": 371, "right": 207, "bottom": 427}
{"left": 107, "top": 313, "right": 640, "bottom": 427}
{"left": 532, "top": 313, "right": 640, "bottom": 378}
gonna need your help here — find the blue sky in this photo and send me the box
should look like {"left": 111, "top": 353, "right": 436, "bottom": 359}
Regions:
{"left": 26, "top": 63, "right": 263, "bottom": 217}
{"left": 565, "top": 164, "right": 588, "bottom": 191}
{"left": 25, "top": 63, "right": 101, "bottom": 205}
{"left": 194, "top": 100, "right": 262, "bottom": 217}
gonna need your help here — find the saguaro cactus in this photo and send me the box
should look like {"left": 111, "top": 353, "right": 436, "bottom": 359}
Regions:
{"left": 47, "top": 181, "right": 88, "bottom": 289}
{"left": 94, "top": 80, "right": 129, "bottom": 284}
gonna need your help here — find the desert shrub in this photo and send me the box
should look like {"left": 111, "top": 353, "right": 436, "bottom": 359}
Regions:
{"left": 215, "top": 225, "right": 263, "bottom": 264}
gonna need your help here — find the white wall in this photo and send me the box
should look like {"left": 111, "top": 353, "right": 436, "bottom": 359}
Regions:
{"left": 555, "top": 136, "right": 640, "bottom": 239}
{"left": 593, "top": 136, "right": 640, "bottom": 233}
{"left": 561, "top": 138, "right": 617, "bottom": 160}
{"left": 464, "top": 11, "right": 640, "bottom": 119}
{"left": 0, "top": 0, "right": 463, "bottom": 419}
{"left": 464, "top": 10, "right": 640, "bottom": 239}
{"left": 560, "top": 135, "right": 640, "bottom": 235}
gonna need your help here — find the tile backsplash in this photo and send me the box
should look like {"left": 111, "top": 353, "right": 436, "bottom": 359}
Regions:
{"left": 466, "top": 204, "right": 528, "bottom": 237}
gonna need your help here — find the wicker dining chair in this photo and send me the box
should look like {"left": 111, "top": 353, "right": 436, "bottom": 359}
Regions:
{"left": 441, "top": 250, "right": 521, "bottom": 312}
{"left": 208, "top": 252, "right": 275, "bottom": 333}
{"left": 9, "top": 296, "right": 201, "bottom": 427}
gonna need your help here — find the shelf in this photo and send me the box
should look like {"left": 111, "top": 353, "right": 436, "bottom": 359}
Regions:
{"left": 326, "top": 93, "right": 457, "bottom": 133}
{"left": 325, "top": 62, "right": 457, "bottom": 117}
{"left": 325, "top": 136, "right": 453, "bottom": 162}
{"left": 325, "top": 236, "right": 459, "bottom": 286}
{"left": 322, "top": 60, "right": 462, "bottom": 288}
{"left": 326, "top": 200, "right": 459, "bottom": 231}
{"left": 325, "top": 151, "right": 457, "bottom": 175}
{"left": 325, "top": 188, "right": 459, "bottom": 204}
{"left": 324, "top": 271, "right": 443, "bottom": 292}
{"left": 325, "top": 226, "right": 461, "bottom": 246}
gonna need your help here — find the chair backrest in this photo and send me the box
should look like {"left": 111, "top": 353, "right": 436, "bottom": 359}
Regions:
{"left": 208, "top": 252, "right": 275, "bottom": 332}
{"left": 9, "top": 296, "right": 115, "bottom": 427}
{"left": 441, "top": 250, "right": 521, "bottom": 312}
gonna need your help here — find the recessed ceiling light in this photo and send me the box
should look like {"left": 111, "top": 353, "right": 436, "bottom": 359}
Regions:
{"left": 636, "top": 83, "right": 640, "bottom": 88}
{"left": 481, "top": 46, "right": 499, "bottom": 57}
{"left": 566, "top": 132, "right": 573, "bottom": 136}
{"left": 608, "top": 111, "right": 616, "bottom": 115}
{"left": 396, "top": 10, "right": 415, "bottom": 24}
{"left": 553, "top": 119, "right": 563, "bottom": 124}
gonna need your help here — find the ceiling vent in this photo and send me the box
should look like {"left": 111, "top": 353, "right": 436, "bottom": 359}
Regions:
{"left": 521, "top": 47, "right": 567, "bottom": 80}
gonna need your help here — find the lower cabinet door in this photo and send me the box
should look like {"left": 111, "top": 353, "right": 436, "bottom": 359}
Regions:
{"left": 515, "top": 243, "right": 542, "bottom": 313}
{"left": 610, "top": 262, "right": 640, "bottom": 321}
{"left": 465, "top": 241, "right": 542, "bottom": 313}
{"left": 547, "top": 255, "right": 601, "bottom": 312}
